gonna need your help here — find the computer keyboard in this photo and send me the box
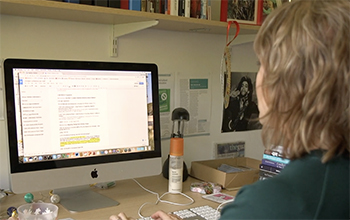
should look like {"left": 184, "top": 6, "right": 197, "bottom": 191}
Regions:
{"left": 137, "top": 205, "right": 220, "bottom": 220}
{"left": 173, "top": 205, "right": 220, "bottom": 220}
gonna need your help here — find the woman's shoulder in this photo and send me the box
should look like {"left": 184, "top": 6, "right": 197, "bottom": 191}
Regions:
{"left": 237, "top": 176, "right": 292, "bottom": 199}
{"left": 220, "top": 177, "right": 295, "bottom": 219}
{"left": 220, "top": 154, "right": 350, "bottom": 219}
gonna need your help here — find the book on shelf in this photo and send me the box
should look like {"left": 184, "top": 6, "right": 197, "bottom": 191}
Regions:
{"left": 155, "top": 0, "right": 160, "bottom": 13}
{"left": 190, "top": 0, "right": 201, "bottom": 18}
{"left": 210, "top": 0, "right": 221, "bottom": 21}
{"left": 120, "top": 0, "right": 129, "bottom": 9}
{"left": 95, "top": 0, "right": 108, "bottom": 6}
{"left": 148, "top": 0, "right": 157, "bottom": 12}
{"left": 164, "top": 0, "right": 168, "bottom": 13}
{"left": 200, "top": 0, "right": 207, "bottom": 19}
{"left": 147, "top": 0, "right": 153, "bottom": 12}
{"left": 189, "top": 0, "right": 208, "bottom": 19}
{"left": 220, "top": 0, "right": 227, "bottom": 22}
{"left": 178, "top": 0, "right": 190, "bottom": 17}
{"left": 178, "top": 0, "right": 185, "bottom": 16}
{"left": 206, "top": 0, "right": 211, "bottom": 20}
{"left": 141, "top": 0, "right": 147, "bottom": 11}
{"left": 63, "top": 0, "right": 80, "bottom": 3}
{"left": 168, "top": 0, "right": 179, "bottom": 16}
{"left": 154, "top": 0, "right": 164, "bottom": 13}
{"left": 60, "top": 0, "right": 212, "bottom": 18}
{"left": 185, "top": 0, "right": 190, "bottom": 17}
{"left": 129, "top": 0, "right": 141, "bottom": 10}
{"left": 108, "top": 0, "right": 121, "bottom": 8}
{"left": 63, "top": 0, "right": 126, "bottom": 8}
{"left": 80, "top": 0, "right": 93, "bottom": 4}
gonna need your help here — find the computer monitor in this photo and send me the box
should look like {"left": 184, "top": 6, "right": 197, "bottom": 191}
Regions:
{"left": 4, "top": 58, "right": 162, "bottom": 212}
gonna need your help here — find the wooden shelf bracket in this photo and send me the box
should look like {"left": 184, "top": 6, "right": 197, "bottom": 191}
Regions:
{"left": 111, "top": 20, "right": 159, "bottom": 57}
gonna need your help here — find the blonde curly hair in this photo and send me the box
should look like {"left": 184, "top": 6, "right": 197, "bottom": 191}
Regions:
{"left": 254, "top": 0, "right": 350, "bottom": 162}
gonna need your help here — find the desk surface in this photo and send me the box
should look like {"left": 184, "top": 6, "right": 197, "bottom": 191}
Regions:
{"left": 0, "top": 175, "right": 238, "bottom": 220}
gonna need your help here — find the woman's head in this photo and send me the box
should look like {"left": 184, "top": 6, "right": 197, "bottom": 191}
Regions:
{"left": 254, "top": 0, "right": 349, "bottom": 161}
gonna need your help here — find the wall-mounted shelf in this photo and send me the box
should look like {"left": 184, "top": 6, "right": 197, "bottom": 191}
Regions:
{"left": 0, "top": 0, "right": 260, "bottom": 35}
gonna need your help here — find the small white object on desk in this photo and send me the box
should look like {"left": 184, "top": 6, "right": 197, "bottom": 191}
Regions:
{"left": 202, "top": 193, "right": 235, "bottom": 204}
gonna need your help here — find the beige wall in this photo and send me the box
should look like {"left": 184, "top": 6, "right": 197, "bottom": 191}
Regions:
{"left": 0, "top": 15, "right": 264, "bottom": 190}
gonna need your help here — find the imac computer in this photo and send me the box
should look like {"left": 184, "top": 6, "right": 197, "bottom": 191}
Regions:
{"left": 3, "top": 58, "right": 162, "bottom": 212}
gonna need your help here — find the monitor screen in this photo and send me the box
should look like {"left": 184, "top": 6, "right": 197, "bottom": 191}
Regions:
{"left": 4, "top": 58, "right": 162, "bottom": 211}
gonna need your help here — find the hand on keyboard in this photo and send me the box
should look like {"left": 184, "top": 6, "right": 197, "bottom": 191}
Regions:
{"left": 111, "top": 205, "right": 220, "bottom": 220}
{"left": 149, "top": 211, "right": 182, "bottom": 220}
{"left": 135, "top": 205, "right": 220, "bottom": 220}
{"left": 172, "top": 205, "right": 220, "bottom": 220}
{"left": 111, "top": 210, "right": 181, "bottom": 220}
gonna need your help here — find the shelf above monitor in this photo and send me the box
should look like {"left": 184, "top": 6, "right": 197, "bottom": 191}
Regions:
{"left": 0, "top": 0, "right": 260, "bottom": 35}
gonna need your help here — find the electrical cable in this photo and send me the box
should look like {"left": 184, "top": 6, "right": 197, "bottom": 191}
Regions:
{"left": 215, "top": 199, "right": 234, "bottom": 219}
{"left": 132, "top": 178, "right": 194, "bottom": 219}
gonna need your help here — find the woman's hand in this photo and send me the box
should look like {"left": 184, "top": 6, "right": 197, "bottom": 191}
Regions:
{"left": 109, "top": 211, "right": 182, "bottom": 220}
{"left": 151, "top": 211, "right": 182, "bottom": 220}
{"left": 109, "top": 213, "right": 135, "bottom": 220}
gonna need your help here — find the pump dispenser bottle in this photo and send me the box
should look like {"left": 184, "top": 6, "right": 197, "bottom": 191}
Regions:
{"left": 168, "top": 138, "right": 184, "bottom": 193}
{"left": 168, "top": 108, "right": 189, "bottom": 193}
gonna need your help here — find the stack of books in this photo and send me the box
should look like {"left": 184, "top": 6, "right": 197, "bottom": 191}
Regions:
{"left": 259, "top": 147, "right": 289, "bottom": 180}
{"left": 56, "top": 0, "right": 291, "bottom": 24}
{"left": 56, "top": 0, "right": 218, "bottom": 20}
{"left": 60, "top": 0, "right": 129, "bottom": 10}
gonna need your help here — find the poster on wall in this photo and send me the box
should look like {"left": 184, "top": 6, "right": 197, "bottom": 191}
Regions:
{"left": 221, "top": 72, "right": 262, "bottom": 132}
{"left": 214, "top": 141, "right": 245, "bottom": 159}
{"left": 159, "top": 73, "right": 175, "bottom": 139}
{"left": 175, "top": 73, "right": 211, "bottom": 137}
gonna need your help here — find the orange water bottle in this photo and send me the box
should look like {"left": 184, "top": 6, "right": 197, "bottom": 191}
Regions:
{"left": 168, "top": 108, "right": 189, "bottom": 193}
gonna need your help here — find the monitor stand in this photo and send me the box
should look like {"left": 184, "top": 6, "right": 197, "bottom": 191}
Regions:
{"left": 53, "top": 185, "right": 119, "bottom": 212}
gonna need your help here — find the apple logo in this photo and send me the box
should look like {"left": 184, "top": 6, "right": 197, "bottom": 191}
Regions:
{"left": 91, "top": 168, "right": 98, "bottom": 178}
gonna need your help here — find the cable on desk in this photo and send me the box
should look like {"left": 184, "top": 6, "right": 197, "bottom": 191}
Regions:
{"left": 132, "top": 178, "right": 194, "bottom": 219}
{"left": 214, "top": 199, "right": 233, "bottom": 219}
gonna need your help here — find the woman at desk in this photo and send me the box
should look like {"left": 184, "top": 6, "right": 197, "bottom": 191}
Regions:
{"left": 111, "top": 0, "right": 350, "bottom": 219}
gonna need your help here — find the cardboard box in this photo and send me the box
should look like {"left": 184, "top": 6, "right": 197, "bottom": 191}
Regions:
{"left": 190, "top": 157, "right": 260, "bottom": 190}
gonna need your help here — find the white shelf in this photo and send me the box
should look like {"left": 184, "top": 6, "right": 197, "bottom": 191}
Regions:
{"left": 0, "top": 0, "right": 260, "bottom": 35}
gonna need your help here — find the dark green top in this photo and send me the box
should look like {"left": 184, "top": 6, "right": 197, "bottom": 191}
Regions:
{"left": 220, "top": 150, "right": 349, "bottom": 219}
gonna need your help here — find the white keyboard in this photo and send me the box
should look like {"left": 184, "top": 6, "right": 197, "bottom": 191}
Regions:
{"left": 136, "top": 205, "right": 220, "bottom": 220}
{"left": 173, "top": 205, "right": 220, "bottom": 220}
